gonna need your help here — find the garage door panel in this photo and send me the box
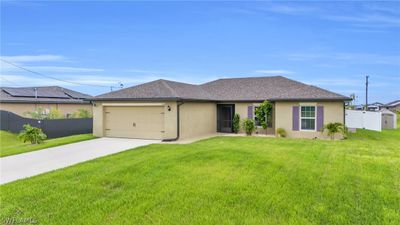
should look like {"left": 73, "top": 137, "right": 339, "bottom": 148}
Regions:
{"left": 104, "top": 106, "right": 165, "bottom": 139}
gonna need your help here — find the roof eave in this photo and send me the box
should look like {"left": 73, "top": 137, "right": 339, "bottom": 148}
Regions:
{"left": 0, "top": 99, "right": 91, "bottom": 104}
{"left": 90, "top": 97, "right": 217, "bottom": 102}
{"left": 91, "top": 97, "right": 351, "bottom": 102}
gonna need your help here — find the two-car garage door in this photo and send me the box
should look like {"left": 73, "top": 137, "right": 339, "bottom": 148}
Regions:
{"left": 104, "top": 106, "right": 165, "bottom": 139}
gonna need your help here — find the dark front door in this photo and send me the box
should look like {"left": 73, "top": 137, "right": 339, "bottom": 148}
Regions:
{"left": 217, "top": 104, "right": 234, "bottom": 133}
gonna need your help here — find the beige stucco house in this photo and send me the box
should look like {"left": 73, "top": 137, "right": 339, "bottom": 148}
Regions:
{"left": 91, "top": 76, "right": 350, "bottom": 140}
{"left": 0, "top": 86, "right": 92, "bottom": 118}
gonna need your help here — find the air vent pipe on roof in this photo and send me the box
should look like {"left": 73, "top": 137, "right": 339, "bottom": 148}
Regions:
{"left": 34, "top": 88, "right": 38, "bottom": 99}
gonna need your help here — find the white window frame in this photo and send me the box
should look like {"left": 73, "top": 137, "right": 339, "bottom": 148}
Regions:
{"left": 299, "top": 105, "right": 316, "bottom": 131}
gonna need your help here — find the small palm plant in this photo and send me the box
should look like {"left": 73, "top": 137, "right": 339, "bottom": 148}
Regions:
{"left": 18, "top": 124, "right": 47, "bottom": 144}
{"left": 323, "top": 122, "right": 346, "bottom": 140}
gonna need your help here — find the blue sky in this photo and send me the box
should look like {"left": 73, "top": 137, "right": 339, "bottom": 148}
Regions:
{"left": 1, "top": 1, "right": 399, "bottom": 104}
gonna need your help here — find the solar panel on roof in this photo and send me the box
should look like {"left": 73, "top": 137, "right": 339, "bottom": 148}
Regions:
{"left": 2, "top": 87, "right": 69, "bottom": 98}
{"left": 64, "top": 91, "right": 86, "bottom": 99}
{"left": 3, "top": 88, "right": 35, "bottom": 97}
{"left": 37, "top": 89, "right": 68, "bottom": 98}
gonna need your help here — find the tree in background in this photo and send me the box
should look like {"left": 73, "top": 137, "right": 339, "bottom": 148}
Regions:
{"left": 72, "top": 109, "right": 93, "bottom": 118}
{"left": 24, "top": 107, "right": 64, "bottom": 119}
{"left": 24, "top": 107, "right": 47, "bottom": 120}
{"left": 46, "top": 108, "right": 63, "bottom": 119}
{"left": 346, "top": 93, "right": 356, "bottom": 109}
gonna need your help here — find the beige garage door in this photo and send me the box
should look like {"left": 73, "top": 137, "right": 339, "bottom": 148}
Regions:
{"left": 104, "top": 106, "right": 165, "bottom": 139}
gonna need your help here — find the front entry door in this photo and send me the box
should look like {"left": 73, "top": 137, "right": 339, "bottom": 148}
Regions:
{"left": 217, "top": 104, "right": 234, "bottom": 133}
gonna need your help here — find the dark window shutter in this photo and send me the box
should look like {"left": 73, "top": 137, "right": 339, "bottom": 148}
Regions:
{"left": 247, "top": 105, "right": 253, "bottom": 119}
{"left": 292, "top": 106, "right": 299, "bottom": 131}
{"left": 317, "top": 106, "right": 324, "bottom": 131}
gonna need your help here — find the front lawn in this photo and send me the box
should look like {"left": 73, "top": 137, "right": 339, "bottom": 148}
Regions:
{"left": 0, "top": 131, "right": 96, "bottom": 157}
{"left": 0, "top": 128, "right": 399, "bottom": 224}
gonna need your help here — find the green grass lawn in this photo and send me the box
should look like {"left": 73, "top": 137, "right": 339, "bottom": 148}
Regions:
{"left": 1, "top": 128, "right": 399, "bottom": 225}
{"left": 0, "top": 131, "right": 96, "bottom": 157}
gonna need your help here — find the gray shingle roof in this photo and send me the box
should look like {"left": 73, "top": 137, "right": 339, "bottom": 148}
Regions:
{"left": 0, "top": 86, "right": 92, "bottom": 104}
{"left": 201, "top": 76, "right": 350, "bottom": 101}
{"left": 95, "top": 79, "right": 214, "bottom": 101}
{"left": 93, "top": 76, "right": 350, "bottom": 102}
{"left": 385, "top": 100, "right": 400, "bottom": 107}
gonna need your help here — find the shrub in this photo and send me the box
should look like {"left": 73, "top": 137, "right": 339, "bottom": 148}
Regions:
{"left": 24, "top": 107, "right": 47, "bottom": 119}
{"left": 46, "top": 108, "right": 63, "bottom": 119}
{"left": 232, "top": 113, "right": 240, "bottom": 134}
{"left": 323, "top": 122, "right": 346, "bottom": 140}
{"left": 72, "top": 109, "right": 93, "bottom": 118}
{"left": 242, "top": 118, "right": 256, "bottom": 136}
{"left": 276, "top": 128, "right": 286, "bottom": 138}
{"left": 18, "top": 124, "right": 47, "bottom": 144}
{"left": 24, "top": 107, "right": 64, "bottom": 119}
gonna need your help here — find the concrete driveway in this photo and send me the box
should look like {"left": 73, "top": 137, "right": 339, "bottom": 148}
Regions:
{"left": 0, "top": 137, "right": 160, "bottom": 185}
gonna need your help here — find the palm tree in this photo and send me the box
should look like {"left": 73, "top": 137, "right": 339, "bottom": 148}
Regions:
{"left": 323, "top": 123, "right": 346, "bottom": 140}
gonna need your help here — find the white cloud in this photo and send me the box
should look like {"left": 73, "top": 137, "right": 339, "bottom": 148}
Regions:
{"left": 0, "top": 54, "right": 66, "bottom": 62}
{"left": 254, "top": 70, "right": 294, "bottom": 75}
{"left": 229, "top": 2, "right": 400, "bottom": 29}
{"left": 304, "top": 78, "right": 362, "bottom": 87}
{"left": 303, "top": 77, "right": 392, "bottom": 88}
{"left": 0, "top": 55, "right": 103, "bottom": 73}
{"left": 25, "top": 66, "right": 103, "bottom": 73}
{"left": 324, "top": 14, "right": 400, "bottom": 28}
{"left": 0, "top": 74, "right": 148, "bottom": 87}
{"left": 287, "top": 52, "right": 400, "bottom": 66}
{"left": 125, "top": 69, "right": 161, "bottom": 74}
{"left": 261, "top": 5, "right": 316, "bottom": 15}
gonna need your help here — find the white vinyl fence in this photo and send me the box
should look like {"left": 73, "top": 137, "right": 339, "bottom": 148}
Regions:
{"left": 345, "top": 110, "right": 382, "bottom": 132}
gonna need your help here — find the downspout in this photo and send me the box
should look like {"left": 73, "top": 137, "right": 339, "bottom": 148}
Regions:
{"left": 162, "top": 101, "right": 184, "bottom": 142}
{"left": 343, "top": 101, "right": 346, "bottom": 126}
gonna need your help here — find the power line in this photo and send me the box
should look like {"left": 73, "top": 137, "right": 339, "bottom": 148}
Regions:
{"left": 1, "top": 59, "right": 120, "bottom": 89}
{"left": 0, "top": 76, "right": 21, "bottom": 86}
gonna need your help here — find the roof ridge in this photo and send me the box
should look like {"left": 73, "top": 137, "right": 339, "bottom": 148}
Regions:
{"left": 160, "top": 80, "right": 179, "bottom": 98}
{"left": 200, "top": 75, "right": 283, "bottom": 86}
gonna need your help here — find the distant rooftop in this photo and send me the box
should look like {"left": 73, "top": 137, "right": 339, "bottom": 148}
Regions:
{"left": 0, "top": 86, "right": 92, "bottom": 104}
{"left": 385, "top": 100, "right": 400, "bottom": 107}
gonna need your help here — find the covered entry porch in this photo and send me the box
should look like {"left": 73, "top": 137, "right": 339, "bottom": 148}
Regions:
{"left": 216, "top": 103, "right": 275, "bottom": 135}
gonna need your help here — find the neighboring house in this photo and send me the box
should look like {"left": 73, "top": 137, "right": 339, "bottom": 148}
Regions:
{"left": 368, "top": 102, "right": 384, "bottom": 111}
{"left": 0, "top": 86, "right": 92, "bottom": 118}
{"left": 91, "top": 76, "right": 350, "bottom": 140}
{"left": 354, "top": 102, "right": 384, "bottom": 111}
{"left": 384, "top": 100, "right": 400, "bottom": 112}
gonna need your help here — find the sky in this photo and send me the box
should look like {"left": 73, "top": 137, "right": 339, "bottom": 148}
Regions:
{"left": 1, "top": 1, "right": 399, "bottom": 104}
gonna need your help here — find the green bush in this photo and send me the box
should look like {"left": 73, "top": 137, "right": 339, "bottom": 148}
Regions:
{"left": 46, "top": 108, "right": 63, "bottom": 119}
{"left": 232, "top": 113, "right": 240, "bottom": 134}
{"left": 276, "top": 128, "right": 286, "bottom": 138}
{"left": 24, "top": 107, "right": 47, "bottom": 119}
{"left": 72, "top": 109, "right": 93, "bottom": 118}
{"left": 254, "top": 100, "right": 273, "bottom": 130}
{"left": 24, "top": 107, "right": 64, "bottom": 119}
{"left": 18, "top": 124, "right": 47, "bottom": 144}
{"left": 242, "top": 118, "right": 256, "bottom": 136}
{"left": 323, "top": 122, "right": 346, "bottom": 140}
